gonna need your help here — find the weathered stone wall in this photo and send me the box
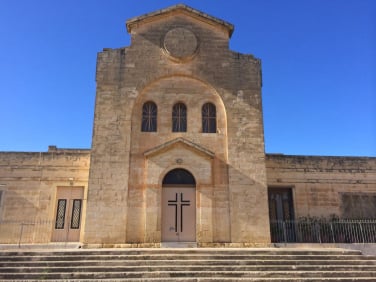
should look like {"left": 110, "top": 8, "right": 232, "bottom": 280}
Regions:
{"left": 0, "top": 148, "right": 90, "bottom": 243}
{"left": 83, "top": 47, "right": 132, "bottom": 244}
{"left": 266, "top": 154, "right": 376, "bottom": 219}
{"left": 85, "top": 7, "right": 270, "bottom": 245}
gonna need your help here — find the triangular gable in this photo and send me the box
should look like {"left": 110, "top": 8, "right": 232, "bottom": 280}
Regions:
{"left": 126, "top": 4, "right": 234, "bottom": 37}
{"left": 144, "top": 137, "right": 215, "bottom": 159}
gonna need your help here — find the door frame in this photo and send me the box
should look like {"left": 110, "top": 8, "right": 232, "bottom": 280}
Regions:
{"left": 161, "top": 168, "right": 197, "bottom": 242}
{"left": 161, "top": 185, "right": 196, "bottom": 242}
{"left": 51, "top": 186, "right": 84, "bottom": 242}
{"left": 268, "top": 187, "right": 295, "bottom": 221}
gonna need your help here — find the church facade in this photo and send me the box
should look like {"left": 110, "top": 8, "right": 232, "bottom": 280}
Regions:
{"left": 0, "top": 5, "right": 375, "bottom": 247}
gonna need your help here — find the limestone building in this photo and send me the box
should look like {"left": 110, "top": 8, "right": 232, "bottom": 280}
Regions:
{"left": 0, "top": 5, "right": 375, "bottom": 247}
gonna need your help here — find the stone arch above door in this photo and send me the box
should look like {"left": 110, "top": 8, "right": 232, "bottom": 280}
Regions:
{"left": 162, "top": 168, "right": 196, "bottom": 186}
{"left": 144, "top": 137, "right": 214, "bottom": 187}
{"left": 142, "top": 138, "right": 215, "bottom": 243}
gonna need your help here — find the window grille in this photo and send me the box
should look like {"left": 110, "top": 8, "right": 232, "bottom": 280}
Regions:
{"left": 70, "top": 199, "right": 82, "bottom": 229}
{"left": 141, "top": 102, "right": 157, "bottom": 132}
{"left": 202, "top": 103, "right": 216, "bottom": 133}
{"left": 172, "top": 103, "right": 187, "bottom": 132}
{"left": 55, "top": 199, "right": 66, "bottom": 229}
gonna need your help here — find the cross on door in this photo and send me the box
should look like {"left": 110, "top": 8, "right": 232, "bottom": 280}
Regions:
{"left": 168, "top": 192, "right": 191, "bottom": 232}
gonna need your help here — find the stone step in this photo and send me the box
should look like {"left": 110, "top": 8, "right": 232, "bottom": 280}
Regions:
{"left": 1, "top": 278, "right": 376, "bottom": 282}
{"left": 2, "top": 258, "right": 376, "bottom": 267}
{"left": 73, "top": 279, "right": 376, "bottom": 282}
{"left": 2, "top": 264, "right": 376, "bottom": 273}
{"left": 1, "top": 270, "right": 376, "bottom": 280}
{"left": 0, "top": 248, "right": 363, "bottom": 256}
{"left": 1, "top": 254, "right": 373, "bottom": 262}
{"left": 2, "top": 277, "right": 375, "bottom": 282}
{"left": 0, "top": 248, "right": 374, "bottom": 281}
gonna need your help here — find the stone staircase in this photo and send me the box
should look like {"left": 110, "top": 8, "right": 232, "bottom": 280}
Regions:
{"left": 0, "top": 248, "right": 375, "bottom": 281}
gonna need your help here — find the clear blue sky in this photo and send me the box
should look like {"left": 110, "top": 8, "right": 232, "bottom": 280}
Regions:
{"left": 0, "top": 0, "right": 375, "bottom": 156}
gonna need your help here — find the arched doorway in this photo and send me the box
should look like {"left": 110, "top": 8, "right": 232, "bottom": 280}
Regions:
{"left": 162, "top": 168, "right": 196, "bottom": 242}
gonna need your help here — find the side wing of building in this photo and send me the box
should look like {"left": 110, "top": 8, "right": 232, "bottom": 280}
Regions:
{"left": 266, "top": 154, "right": 376, "bottom": 220}
{"left": 0, "top": 148, "right": 90, "bottom": 243}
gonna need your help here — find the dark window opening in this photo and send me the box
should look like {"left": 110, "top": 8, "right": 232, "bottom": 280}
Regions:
{"left": 142, "top": 102, "right": 157, "bottom": 132}
{"left": 163, "top": 168, "right": 195, "bottom": 186}
{"left": 341, "top": 193, "right": 376, "bottom": 219}
{"left": 202, "top": 103, "right": 216, "bottom": 133}
{"left": 172, "top": 103, "right": 187, "bottom": 132}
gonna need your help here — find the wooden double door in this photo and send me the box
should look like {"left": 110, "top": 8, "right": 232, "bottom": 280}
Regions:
{"left": 268, "top": 188, "right": 295, "bottom": 242}
{"left": 51, "top": 187, "right": 84, "bottom": 242}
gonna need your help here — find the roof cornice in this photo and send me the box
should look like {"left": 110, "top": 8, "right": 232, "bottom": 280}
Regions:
{"left": 126, "top": 4, "right": 234, "bottom": 37}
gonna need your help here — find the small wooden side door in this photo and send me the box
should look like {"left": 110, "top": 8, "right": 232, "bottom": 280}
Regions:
{"left": 51, "top": 187, "right": 84, "bottom": 242}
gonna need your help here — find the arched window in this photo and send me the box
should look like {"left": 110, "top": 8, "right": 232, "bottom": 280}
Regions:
{"left": 172, "top": 103, "right": 187, "bottom": 132}
{"left": 202, "top": 103, "right": 216, "bottom": 133}
{"left": 162, "top": 168, "right": 196, "bottom": 186}
{"left": 141, "top": 101, "right": 157, "bottom": 132}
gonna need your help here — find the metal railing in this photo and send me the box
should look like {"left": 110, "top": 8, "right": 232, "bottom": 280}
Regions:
{"left": 0, "top": 220, "right": 68, "bottom": 246}
{"left": 270, "top": 219, "right": 376, "bottom": 243}
{"left": 2, "top": 219, "right": 376, "bottom": 245}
